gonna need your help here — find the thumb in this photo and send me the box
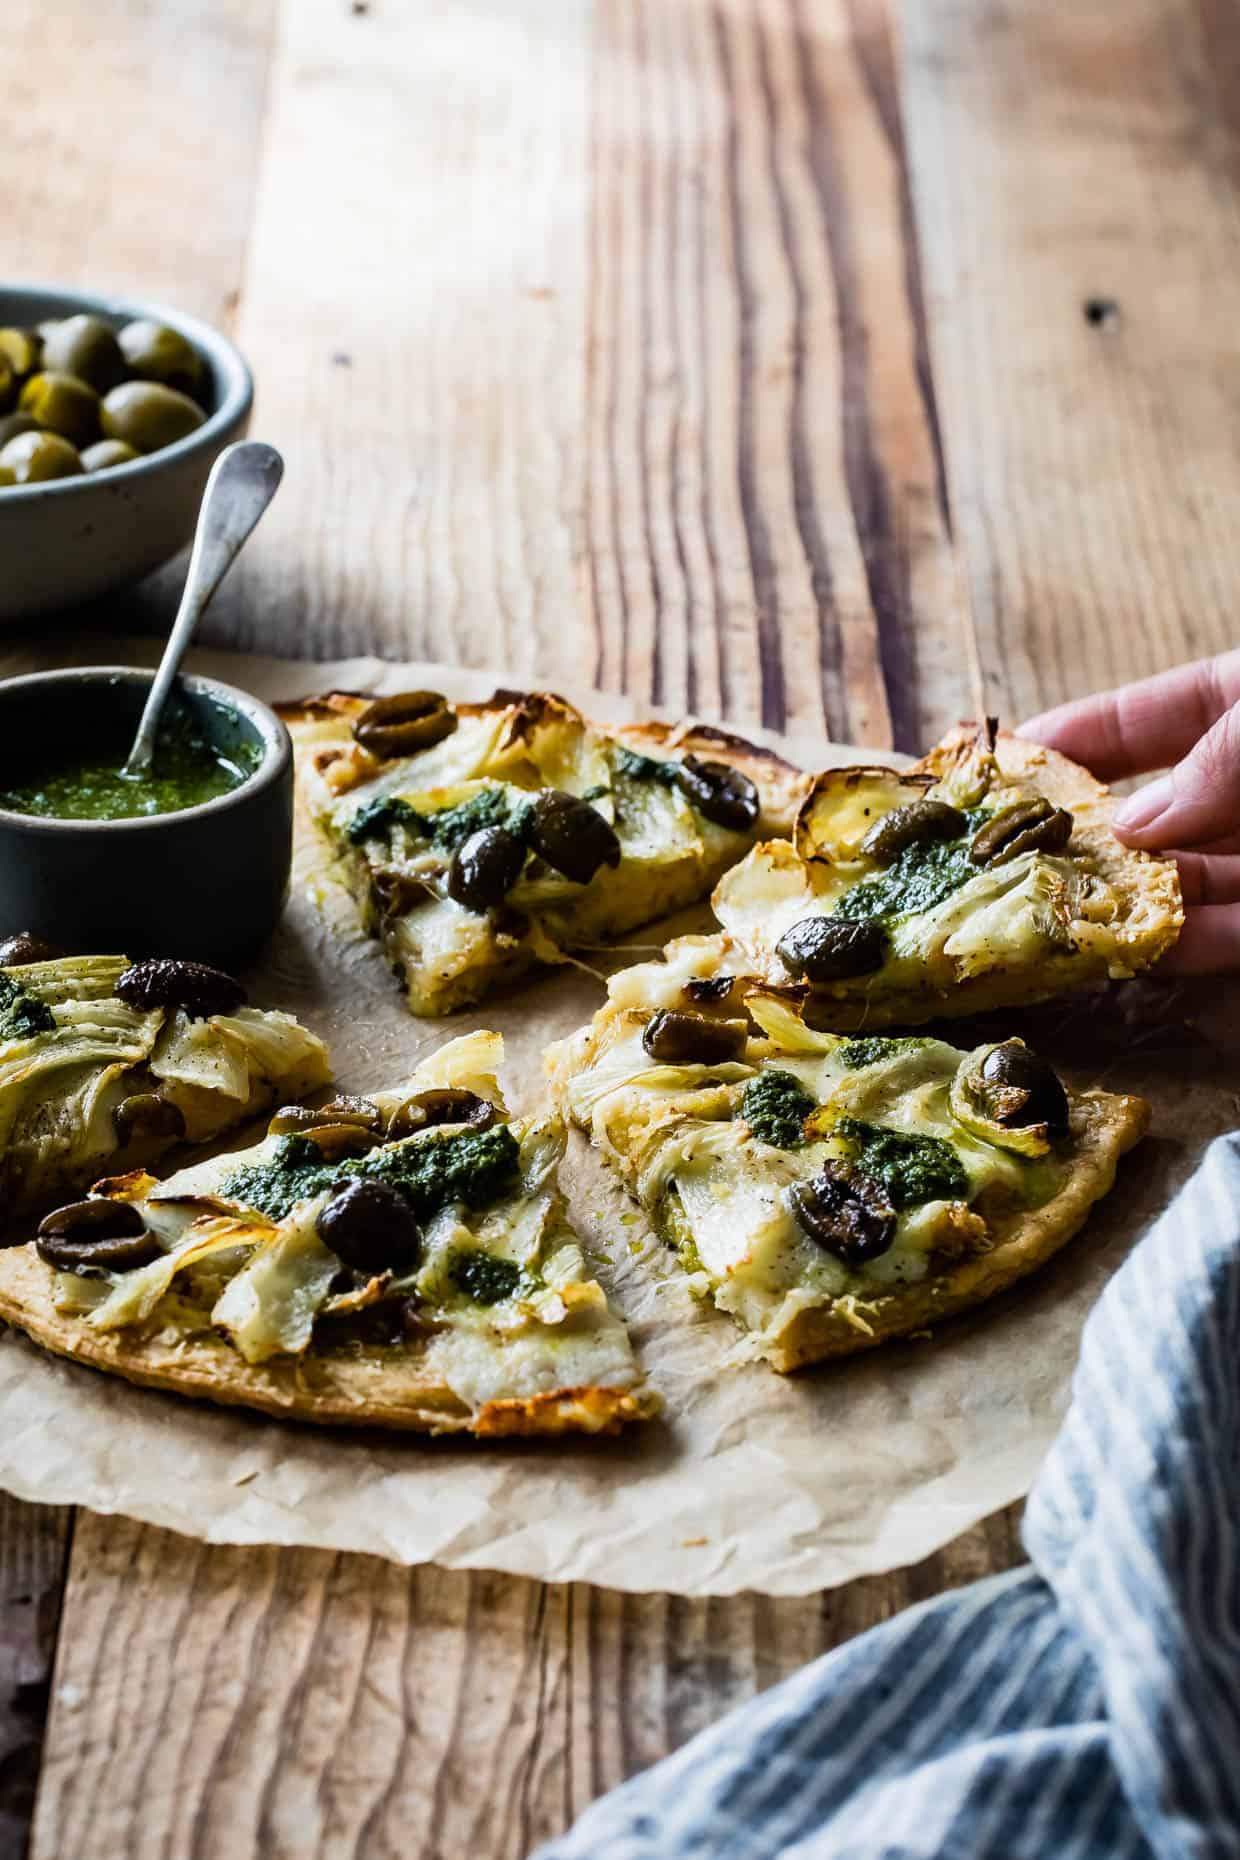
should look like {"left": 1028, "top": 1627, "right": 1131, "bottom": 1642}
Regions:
{"left": 1114, "top": 699, "right": 1240, "bottom": 850}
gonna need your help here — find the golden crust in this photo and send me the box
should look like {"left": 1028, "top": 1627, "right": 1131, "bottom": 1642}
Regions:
{"left": 0, "top": 1247, "right": 657, "bottom": 1436}
{"left": 766, "top": 1089, "right": 1149, "bottom": 1369}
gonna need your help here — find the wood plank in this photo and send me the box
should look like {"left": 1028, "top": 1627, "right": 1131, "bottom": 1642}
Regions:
{"left": 186, "top": 0, "right": 959, "bottom": 750}
{"left": 31, "top": 1511, "right": 1022, "bottom": 1860}
{"left": 0, "top": 0, "right": 277, "bottom": 323}
{"left": 0, "top": 1498, "right": 72, "bottom": 1860}
{"left": 899, "top": 0, "right": 1240, "bottom": 722}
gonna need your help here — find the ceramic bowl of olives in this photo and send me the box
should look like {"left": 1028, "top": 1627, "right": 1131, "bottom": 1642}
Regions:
{"left": 0, "top": 666, "right": 292, "bottom": 967}
{"left": 0, "top": 283, "right": 252, "bottom": 623}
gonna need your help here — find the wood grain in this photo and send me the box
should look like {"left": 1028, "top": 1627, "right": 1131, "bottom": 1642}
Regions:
{"left": 0, "top": 1499, "right": 71, "bottom": 1860}
{"left": 30, "top": 1509, "right": 1022, "bottom": 1860}
{"left": 177, "top": 0, "right": 960, "bottom": 753}
{"left": 900, "top": 0, "right": 1240, "bottom": 724}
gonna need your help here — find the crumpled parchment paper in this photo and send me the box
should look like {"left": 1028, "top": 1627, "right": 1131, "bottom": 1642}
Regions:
{"left": 0, "top": 637, "right": 1232, "bottom": 1596}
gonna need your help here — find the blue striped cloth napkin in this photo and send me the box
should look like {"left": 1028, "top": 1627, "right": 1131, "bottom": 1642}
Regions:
{"left": 533, "top": 1133, "right": 1240, "bottom": 1860}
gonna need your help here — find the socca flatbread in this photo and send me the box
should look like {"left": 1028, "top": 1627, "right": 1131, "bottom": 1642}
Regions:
{"left": 0, "top": 1033, "right": 659, "bottom": 1436}
{"left": 281, "top": 687, "right": 806, "bottom": 1017}
{"left": 713, "top": 723, "right": 1183, "bottom": 1030}
{"left": 548, "top": 936, "right": 1149, "bottom": 1370}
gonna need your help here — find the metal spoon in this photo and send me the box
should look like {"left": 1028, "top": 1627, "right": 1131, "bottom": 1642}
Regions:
{"left": 123, "top": 440, "right": 284, "bottom": 778}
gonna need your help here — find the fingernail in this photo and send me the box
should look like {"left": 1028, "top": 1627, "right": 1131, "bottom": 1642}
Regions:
{"left": 1115, "top": 775, "right": 1172, "bottom": 834}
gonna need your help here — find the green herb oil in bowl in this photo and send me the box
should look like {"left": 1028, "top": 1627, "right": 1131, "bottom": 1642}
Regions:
{"left": 0, "top": 701, "right": 260, "bottom": 821}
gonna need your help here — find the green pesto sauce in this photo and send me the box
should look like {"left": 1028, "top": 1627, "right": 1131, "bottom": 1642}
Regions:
{"left": 836, "top": 1117, "right": 968, "bottom": 1210}
{"left": 347, "top": 782, "right": 532, "bottom": 852}
{"left": 741, "top": 1069, "right": 816, "bottom": 1148}
{"left": 0, "top": 972, "right": 54, "bottom": 1042}
{"left": 448, "top": 1248, "right": 520, "bottom": 1305}
{"left": 0, "top": 708, "right": 259, "bottom": 822}
{"left": 833, "top": 808, "right": 989, "bottom": 926}
{"left": 221, "top": 1124, "right": 521, "bottom": 1228}
{"left": 614, "top": 747, "right": 678, "bottom": 787}
{"left": 839, "top": 1035, "right": 933, "bottom": 1069}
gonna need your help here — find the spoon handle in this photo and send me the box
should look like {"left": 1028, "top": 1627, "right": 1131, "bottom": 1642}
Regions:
{"left": 125, "top": 441, "right": 284, "bottom": 776}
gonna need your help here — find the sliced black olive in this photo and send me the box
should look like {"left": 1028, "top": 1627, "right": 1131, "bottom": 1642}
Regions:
{"left": 526, "top": 790, "right": 621, "bottom": 885}
{"left": 316, "top": 1177, "right": 423, "bottom": 1277}
{"left": 0, "top": 932, "right": 63, "bottom": 967}
{"left": 113, "top": 1093, "right": 187, "bottom": 1147}
{"left": 970, "top": 800, "right": 1073, "bottom": 867}
{"left": 775, "top": 916, "right": 887, "bottom": 983}
{"left": 386, "top": 1088, "right": 497, "bottom": 1140}
{"left": 641, "top": 1009, "right": 748, "bottom": 1065}
{"left": 683, "top": 974, "right": 735, "bottom": 1004}
{"left": 268, "top": 1098, "right": 383, "bottom": 1139}
{"left": 352, "top": 690, "right": 457, "bottom": 759}
{"left": 447, "top": 825, "right": 526, "bottom": 912}
{"left": 977, "top": 1041, "right": 1070, "bottom": 1135}
{"left": 115, "top": 958, "right": 246, "bottom": 1019}
{"left": 675, "top": 755, "right": 760, "bottom": 831}
{"left": 860, "top": 798, "right": 966, "bottom": 864}
{"left": 789, "top": 1163, "right": 896, "bottom": 1264}
{"left": 36, "top": 1198, "right": 162, "bottom": 1273}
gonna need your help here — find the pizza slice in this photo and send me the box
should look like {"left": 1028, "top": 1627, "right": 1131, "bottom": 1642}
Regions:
{"left": 282, "top": 687, "right": 804, "bottom": 1016}
{"left": 0, "top": 940, "right": 329, "bottom": 1221}
{"left": 0, "top": 1032, "right": 658, "bottom": 1435}
{"left": 712, "top": 723, "right": 1182, "bottom": 1029}
{"left": 548, "top": 937, "right": 1148, "bottom": 1369}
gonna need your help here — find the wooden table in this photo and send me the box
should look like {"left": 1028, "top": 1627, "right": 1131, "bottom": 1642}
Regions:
{"left": 1, "top": 1, "right": 1236, "bottom": 1852}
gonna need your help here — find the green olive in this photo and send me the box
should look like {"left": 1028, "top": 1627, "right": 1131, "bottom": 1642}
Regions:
{"left": 19, "top": 372, "right": 101, "bottom": 448}
{"left": 0, "top": 356, "right": 13, "bottom": 414}
{"left": 641, "top": 1009, "right": 749, "bottom": 1065}
{"left": 0, "top": 329, "right": 42, "bottom": 380}
{"left": 100, "top": 380, "right": 206, "bottom": 454}
{"left": 117, "top": 319, "right": 206, "bottom": 400}
{"left": 0, "top": 430, "right": 84, "bottom": 483}
{"left": 0, "top": 412, "right": 38, "bottom": 449}
{"left": 0, "top": 465, "right": 14, "bottom": 488}
{"left": 80, "top": 438, "right": 140, "bottom": 473}
{"left": 40, "top": 314, "right": 127, "bottom": 394}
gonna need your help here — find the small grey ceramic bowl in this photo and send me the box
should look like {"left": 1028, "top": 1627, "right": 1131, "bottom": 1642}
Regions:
{"left": 0, "top": 284, "right": 252, "bottom": 623}
{"left": 0, "top": 668, "right": 292, "bottom": 969}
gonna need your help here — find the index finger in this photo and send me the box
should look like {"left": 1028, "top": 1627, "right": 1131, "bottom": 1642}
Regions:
{"left": 1016, "top": 650, "right": 1240, "bottom": 781}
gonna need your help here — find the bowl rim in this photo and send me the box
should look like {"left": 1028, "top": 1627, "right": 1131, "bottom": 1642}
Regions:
{"left": 0, "top": 281, "right": 253, "bottom": 501}
{"left": 0, "top": 666, "right": 290, "bottom": 834}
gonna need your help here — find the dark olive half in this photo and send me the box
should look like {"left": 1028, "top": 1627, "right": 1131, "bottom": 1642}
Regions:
{"left": 860, "top": 798, "right": 966, "bottom": 864}
{"left": 526, "top": 789, "right": 621, "bottom": 885}
{"left": 676, "top": 756, "right": 760, "bottom": 831}
{"left": 789, "top": 1163, "right": 896, "bottom": 1263}
{"left": 113, "top": 1093, "right": 187, "bottom": 1147}
{"left": 776, "top": 915, "right": 887, "bottom": 983}
{"left": 970, "top": 800, "right": 1073, "bottom": 867}
{"left": 447, "top": 825, "right": 526, "bottom": 913}
{"left": 36, "top": 1198, "right": 162, "bottom": 1273}
{"left": 116, "top": 959, "right": 246, "bottom": 1019}
{"left": 0, "top": 932, "right": 63, "bottom": 967}
{"left": 387, "top": 1088, "right": 497, "bottom": 1139}
{"left": 683, "top": 974, "right": 735, "bottom": 1004}
{"left": 977, "top": 1041, "right": 1070, "bottom": 1136}
{"left": 352, "top": 691, "right": 457, "bottom": 759}
{"left": 641, "top": 1009, "right": 748, "bottom": 1066}
{"left": 316, "top": 1177, "right": 423, "bottom": 1278}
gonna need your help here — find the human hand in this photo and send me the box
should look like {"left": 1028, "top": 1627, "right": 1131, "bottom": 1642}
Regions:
{"left": 1017, "top": 649, "right": 1240, "bottom": 974}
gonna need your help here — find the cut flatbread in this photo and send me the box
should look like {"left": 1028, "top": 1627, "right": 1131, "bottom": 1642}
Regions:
{"left": 0, "top": 1033, "right": 659, "bottom": 1436}
{"left": 0, "top": 952, "right": 329, "bottom": 1222}
{"left": 713, "top": 723, "right": 1183, "bottom": 1029}
{"left": 548, "top": 937, "right": 1148, "bottom": 1369}
{"left": 281, "top": 687, "right": 805, "bottom": 1016}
